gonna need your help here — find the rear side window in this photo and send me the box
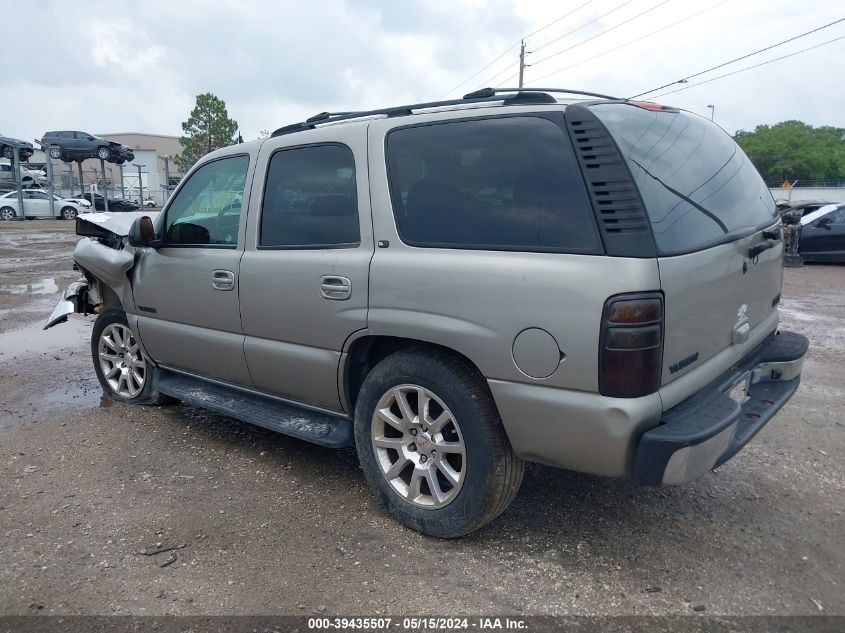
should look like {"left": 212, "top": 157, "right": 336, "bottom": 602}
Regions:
{"left": 260, "top": 144, "right": 360, "bottom": 248}
{"left": 592, "top": 104, "right": 776, "bottom": 255}
{"left": 385, "top": 116, "right": 600, "bottom": 253}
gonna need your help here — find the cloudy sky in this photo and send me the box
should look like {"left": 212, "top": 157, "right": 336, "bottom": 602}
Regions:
{"left": 3, "top": 0, "right": 843, "bottom": 145}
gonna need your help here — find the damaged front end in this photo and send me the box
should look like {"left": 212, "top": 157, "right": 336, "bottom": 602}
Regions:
{"left": 44, "top": 211, "right": 159, "bottom": 330}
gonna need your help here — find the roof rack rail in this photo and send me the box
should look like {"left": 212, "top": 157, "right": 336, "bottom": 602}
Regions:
{"left": 270, "top": 87, "right": 624, "bottom": 137}
{"left": 464, "top": 87, "right": 622, "bottom": 100}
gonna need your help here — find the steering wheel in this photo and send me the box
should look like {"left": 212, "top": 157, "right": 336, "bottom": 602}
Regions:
{"left": 216, "top": 204, "right": 240, "bottom": 243}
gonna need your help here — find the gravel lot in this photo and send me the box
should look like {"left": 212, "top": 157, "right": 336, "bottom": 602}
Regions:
{"left": 0, "top": 220, "right": 843, "bottom": 617}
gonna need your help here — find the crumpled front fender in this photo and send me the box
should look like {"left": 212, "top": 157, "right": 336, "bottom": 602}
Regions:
{"left": 73, "top": 238, "right": 135, "bottom": 291}
{"left": 43, "top": 280, "right": 89, "bottom": 329}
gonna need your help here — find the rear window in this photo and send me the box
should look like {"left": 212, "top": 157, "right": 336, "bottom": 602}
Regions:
{"left": 591, "top": 104, "right": 776, "bottom": 255}
{"left": 385, "top": 116, "right": 600, "bottom": 253}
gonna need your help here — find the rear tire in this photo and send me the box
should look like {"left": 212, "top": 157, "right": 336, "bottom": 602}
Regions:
{"left": 354, "top": 347, "right": 524, "bottom": 538}
{"left": 48, "top": 146, "right": 62, "bottom": 159}
{"left": 91, "top": 310, "right": 170, "bottom": 405}
{"left": 0, "top": 207, "right": 15, "bottom": 220}
{"left": 2, "top": 146, "right": 13, "bottom": 159}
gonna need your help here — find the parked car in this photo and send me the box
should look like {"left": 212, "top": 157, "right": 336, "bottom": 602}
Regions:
{"left": 779, "top": 200, "right": 836, "bottom": 224}
{"left": 41, "top": 131, "right": 135, "bottom": 164}
{"left": 45, "top": 89, "right": 808, "bottom": 537}
{"left": 0, "top": 135, "right": 34, "bottom": 161}
{"left": 798, "top": 202, "right": 845, "bottom": 262}
{"left": 142, "top": 198, "right": 157, "bottom": 208}
{"left": 60, "top": 196, "right": 93, "bottom": 210}
{"left": 0, "top": 190, "right": 82, "bottom": 220}
{"left": 82, "top": 192, "right": 139, "bottom": 212}
{"left": 0, "top": 163, "right": 47, "bottom": 188}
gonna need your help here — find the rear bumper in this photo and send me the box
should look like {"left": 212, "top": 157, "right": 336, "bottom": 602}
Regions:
{"left": 632, "top": 330, "right": 808, "bottom": 485}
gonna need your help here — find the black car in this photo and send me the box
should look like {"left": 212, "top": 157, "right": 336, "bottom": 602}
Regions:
{"left": 41, "top": 131, "right": 135, "bottom": 164}
{"left": 82, "top": 192, "right": 140, "bottom": 212}
{"left": 799, "top": 203, "right": 845, "bottom": 263}
{"left": 1, "top": 135, "right": 35, "bottom": 161}
{"left": 779, "top": 199, "right": 836, "bottom": 224}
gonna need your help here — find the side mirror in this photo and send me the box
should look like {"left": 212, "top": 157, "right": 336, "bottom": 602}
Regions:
{"left": 128, "top": 215, "right": 158, "bottom": 247}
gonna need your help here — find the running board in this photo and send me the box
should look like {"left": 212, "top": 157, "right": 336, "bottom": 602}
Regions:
{"left": 154, "top": 370, "right": 353, "bottom": 448}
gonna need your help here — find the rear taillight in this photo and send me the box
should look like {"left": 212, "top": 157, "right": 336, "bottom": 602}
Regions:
{"left": 599, "top": 292, "right": 663, "bottom": 398}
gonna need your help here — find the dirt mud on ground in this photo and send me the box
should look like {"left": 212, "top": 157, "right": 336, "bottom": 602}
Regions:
{"left": 0, "top": 220, "right": 843, "bottom": 616}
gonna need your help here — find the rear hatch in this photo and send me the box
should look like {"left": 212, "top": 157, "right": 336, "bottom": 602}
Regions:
{"left": 591, "top": 103, "right": 782, "bottom": 396}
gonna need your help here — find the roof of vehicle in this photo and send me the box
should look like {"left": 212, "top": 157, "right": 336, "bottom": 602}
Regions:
{"left": 269, "top": 87, "right": 625, "bottom": 138}
{"left": 787, "top": 200, "right": 835, "bottom": 209}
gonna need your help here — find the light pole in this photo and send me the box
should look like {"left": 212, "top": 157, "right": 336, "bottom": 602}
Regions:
{"left": 707, "top": 104, "right": 715, "bottom": 122}
{"left": 133, "top": 164, "right": 146, "bottom": 204}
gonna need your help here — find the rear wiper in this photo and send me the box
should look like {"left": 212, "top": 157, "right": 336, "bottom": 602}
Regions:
{"left": 630, "top": 159, "right": 728, "bottom": 234}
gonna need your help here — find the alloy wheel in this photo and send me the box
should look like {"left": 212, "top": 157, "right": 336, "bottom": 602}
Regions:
{"left": 98, "top": 323, "right": 146, "bottom": 398}
{"left": 370, "top": 384, "right": 466, "bottom": 509}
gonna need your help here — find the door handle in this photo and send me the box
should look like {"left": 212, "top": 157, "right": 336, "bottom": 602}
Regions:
{"left": 320, "top": 275, "right": 351, "bottom": 300}
{"left": 211, "top": 269, "right": 235, "bottom": 291}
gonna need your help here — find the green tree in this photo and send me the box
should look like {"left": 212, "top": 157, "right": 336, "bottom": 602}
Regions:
{"left": 176, "top": 93, "right": 238, "bottom": 171}
{"left": 734, "top": 120, "right": 845, "bottom": 184}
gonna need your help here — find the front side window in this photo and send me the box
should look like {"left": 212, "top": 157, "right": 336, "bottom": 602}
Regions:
{"left": 385, "top": 116, "right": 600, "bottom": 252}
{"left": 164, "top": 155, "right": 249, "bottom": 246}
{"left": 259, "top": 144, "right": 359, "bottom": 248}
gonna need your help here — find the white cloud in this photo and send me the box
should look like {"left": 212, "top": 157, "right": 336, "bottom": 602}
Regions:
{"left": 3, "top": 0, "right": 843, "bottom": 146}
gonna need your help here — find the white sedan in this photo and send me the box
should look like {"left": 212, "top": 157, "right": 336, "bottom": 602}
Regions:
{"left": 0, "top": 190, "right": 83, "bottom": 220}
{"left": 60, "top": 196, "right": 93, "bottom": 210}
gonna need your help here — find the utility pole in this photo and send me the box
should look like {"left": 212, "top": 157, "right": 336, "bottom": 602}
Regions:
{"left": 12, "top": 143, "right": 24, "bottom": 220}
{"left": 158, "top": 155, "right": 171, "bottom": 204}
{"left": 518, "top": 39, "right": 526, "bottom": 89}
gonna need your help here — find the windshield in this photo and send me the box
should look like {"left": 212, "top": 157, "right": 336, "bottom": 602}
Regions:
{"left": 591, "top": 103, "right": 776, "bottom": 255}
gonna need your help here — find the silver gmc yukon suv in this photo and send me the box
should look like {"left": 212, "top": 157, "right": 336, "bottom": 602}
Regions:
{"left": 46, "top": 88, "right": 808, "bottom": 537}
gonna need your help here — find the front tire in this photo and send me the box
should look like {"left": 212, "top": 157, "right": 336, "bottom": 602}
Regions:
{"left": 354, "top": 348, "right": 524, "bottom": 538}
{"left": 91, "top": 310, "right": 167, "bottom": 405}
{"left": 96, "top": 146, "right": 111, "bottom": 160}
{"left": 61, "top": 206, "right": 77, "bottom": 220}
{"left": 2, "top": 146, "right": 13, "bottom": 160}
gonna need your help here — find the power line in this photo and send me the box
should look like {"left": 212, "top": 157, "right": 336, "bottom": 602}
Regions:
{"left": 530, "top": 0, "right": 674, "bottom": 67}
{"left": 631, "top": 16, "right": 845, "bottom": 98}
{"left": 497, "top": 0, "right": 674, "bottom": 87}
{"left": 439, "top": 1, "right": 596, "bottom": 98}
{"left": 650, "top": 34, "right": 845, "bottom": 98}
{"left": 525, "top": 0, "right": 597, "bottom": 40}
{"left": 475, "top": 62, "right": 525, "bottom": 92}
{"left": 529, "top": 0, "right": 730, "bottom": 84}
{"left": 532, "top": 0, "right": 636, "bottom": 53}
{"left": 438, "top": 42, "right": 520, "bottom": 99}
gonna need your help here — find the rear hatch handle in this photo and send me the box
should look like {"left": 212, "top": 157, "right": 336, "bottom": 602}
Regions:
{"left": 748, "top": 226, "right": 782, "bottom": 259}
{"left": 748, "top": 239, "right": 777, "bottom": 259}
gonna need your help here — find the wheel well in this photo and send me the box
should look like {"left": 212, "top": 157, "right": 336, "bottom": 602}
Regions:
{"left": 343, "top": 336, "right": 485, "bottom": 412}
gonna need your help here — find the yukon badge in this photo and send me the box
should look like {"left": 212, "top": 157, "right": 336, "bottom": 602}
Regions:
{"left": 669, "top": 352, "right": 699, "bottom": 374}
